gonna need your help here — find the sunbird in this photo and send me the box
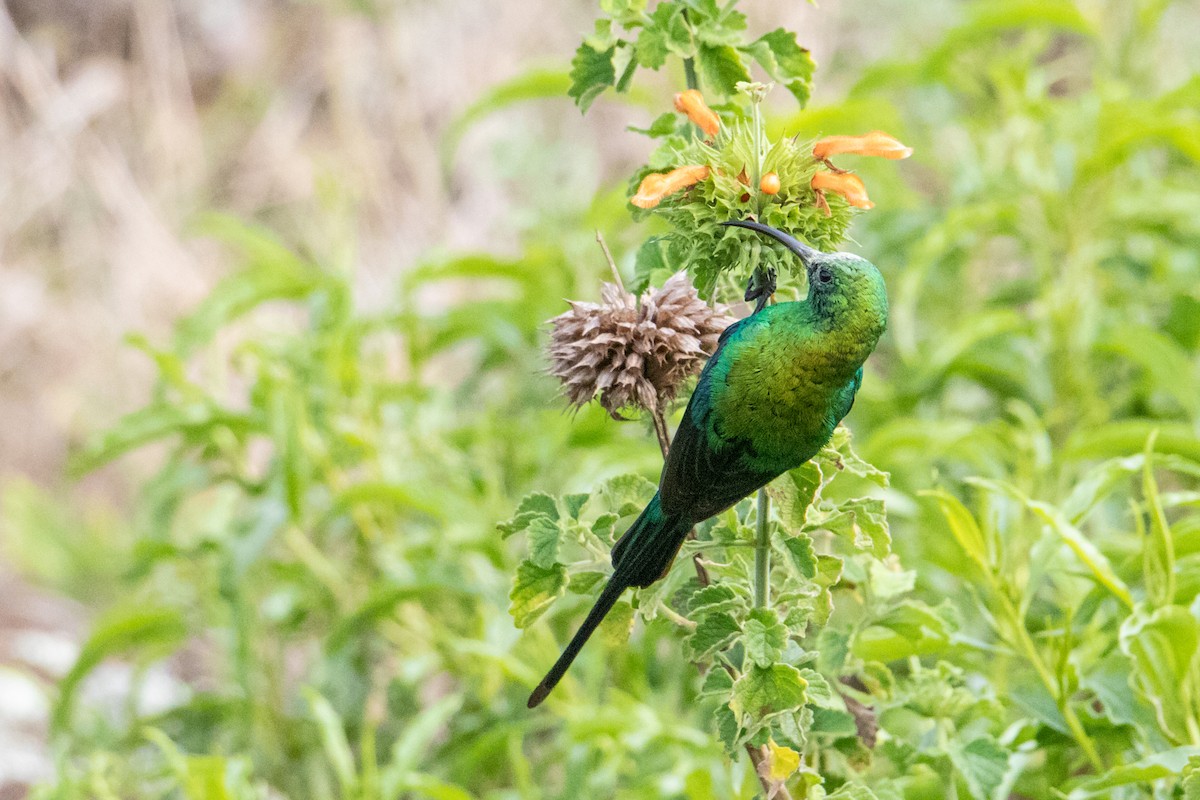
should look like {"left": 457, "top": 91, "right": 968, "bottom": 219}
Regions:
{"left": 528, "top": 220, "right": 888, "bottom": 708}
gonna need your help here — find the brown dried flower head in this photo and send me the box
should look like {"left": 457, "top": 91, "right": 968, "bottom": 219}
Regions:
{"left": 547, "top": 272, "right": 733, "bottom": 419}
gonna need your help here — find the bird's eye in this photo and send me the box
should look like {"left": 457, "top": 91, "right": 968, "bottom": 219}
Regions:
{"left": 818, "top": 269, "right": 833, "bottom": 284}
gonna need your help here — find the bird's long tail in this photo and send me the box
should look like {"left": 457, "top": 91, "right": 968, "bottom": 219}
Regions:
{"left": 527, "top": 494, "right": 690, "bottom": 708}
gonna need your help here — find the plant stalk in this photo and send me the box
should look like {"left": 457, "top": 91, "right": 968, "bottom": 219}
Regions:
{"left": 754, "top": 488, "right": 770, "bottom": 608}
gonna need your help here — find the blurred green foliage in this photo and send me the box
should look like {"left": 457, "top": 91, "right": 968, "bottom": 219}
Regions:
{"left": 4, "top": 0, "right": 1200, "bottom": 797}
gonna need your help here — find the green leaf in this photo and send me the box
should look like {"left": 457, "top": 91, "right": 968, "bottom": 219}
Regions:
{"left": 948, "top": 737, "right": 1009, "bottom": 800}
{"left": 1119, "top": 605, "right": 1200, "bottom": 744}
{"left": 742, "top": 29, "right": 816, "bottom": 107}
{"left": 769, "top": 462, "right": 822, "bottom": 528}
{"left": 1067, "top": 747, "right": 1200, "bottom": 798}
{"left": 733, "top": 663, "right": 809, "bottom": 722}
{"left": 797, "top": 668, "right": 842, "bottom": 711}
{"left": 568, "top": 42, "right": 617, "bottom": 112}
{"left": 628, "top": 112, "right": 679, "bottom": 138}
{"left": 509, "top": 560, "right": 568, "bottom": 629}
{"left": 601, "top": 0, "right": 648, "bottom": 24}
{"left": 714, "top": 703, "right": 740, "bottom": 755}
{"left": 697, "top": 43, "right": 751, "bottom": 97}
{"left": 304, "top": 689, "right": 357, "bottom": 794}
{"left": 809, "top": 497, "right": 890, "bottom": 558}
{"left": 688, "top": 584, "right": 743, "bottom": 616}
{"left": 586, "top": 474, "right": 657, "bottom": 518}
{"left": 780, "top": 532, "right": 817, "bottom": 579}
{"left": 854, "top": 600, "right": 957, "bottom": 662}
{"left": 699, "top": 665, "right": 735, "bottom": 698}
{"left": 53, "top": 607, "right": 188, "bottom": 731}
{"left": 743, "top": 608, "right": 788, "bottom": 668}
{"left": 967, "top": 477, "right": 1135, "bottom": 608}
{"left": 178, "top": 216, "right": 326, "bottom": 354}
{"left": 526, "top": 515, "right": 563, "bottom": 568}
{"left": 71, "top": 402, "right": 254, "bottom": 475}
{"left": 1184, "top": 757, "right": 1200, "bottom": 800}
{"left": 599, "top": 600, "right": 635, "bottom": 645}
{"left": 687, "top": 611, "right": 741, "bottom": 660}
{"left": 868, "top": 560, "right": 916, "bottom": 601}
{"left": 1144, "top": 437, "right": 1177, "bottom": 607}
{"left": 923, "top": 490, "right": 990, "bottom": 576}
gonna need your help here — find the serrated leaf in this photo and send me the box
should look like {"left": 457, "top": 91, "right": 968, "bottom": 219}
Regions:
{"left": 568, "top": 42, "right": 617, "bottom": 112}
{"left": 588, "top": 474, "right": 658, "bottom": 518}
{"left": 949, "top": 737, "right": 1009, "bottom": 800}
{"left": 808, "top": 497, "right": 890, "bottom": 558}
{"left": 498, "top": 492, "right": 559, "bottom": 537}
{"left": 687, "top": 611, "right": 741, "bottom": 660}
{"left": 509, "top": 560, "right": 567, "bottom": 629}
{"left": 714, "top": 703, "right": 740, "bottom": 755}
{"left": 769, "top": 463, "right": 822, "bottom": 529}
{"left": 780, "top": 532, "right": 818, "bottom": 578}
{"left": 734, "top": 664, "right": 809, "bottom": 724}
{"left": 1184, "top": 756, "right": 1200, "bottom": 800}
{"left": 591, "top": 512, "right": 619, "bottom": 544}
{"left": 742, "top": 28, "right": 815, "bottom": 107}
{"left": 744, "top": 608, "right": 788, "bottom": 668}
{"left": 688, "top": 583, "right": 743, "bottom": 616}
{"left": 562, "top": 493, "right": 588, "bottom": 520}
{"left": 798, "top": 669, "right": 842, "bottom": 711}
{"left": 700, "top": 666, "right": 735, "bottom": 698}
{"left": 526, "top": 515, "right": 562, "bottom": 568}
{"left": 601, "top": 0, "right": 647, "bottom": 24}
{"left": 868, "top": 560, "right": 915, "bottom": 601}
{"left": 697, "top": 43, "right": 750, "bottom": 97}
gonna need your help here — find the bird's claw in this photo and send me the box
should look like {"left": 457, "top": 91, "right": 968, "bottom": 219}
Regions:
{"left": 745, "top": 266, "right": 777, "bottom": 314}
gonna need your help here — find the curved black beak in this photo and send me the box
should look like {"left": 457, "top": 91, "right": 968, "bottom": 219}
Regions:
{"left": 721, "top": 219, "right": 820, "bottom": 267}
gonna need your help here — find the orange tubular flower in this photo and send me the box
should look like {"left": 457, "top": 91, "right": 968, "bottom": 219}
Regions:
{"left": 673, "top": 90, "right": 721, "bottom": 138}
{"left": 812, "top": 130, "right": 913, "bottom": 161}
{"left": 631, "top": 165, "right": 710, "bottom": 209}
{"left": 811, "top": 171, "right": 874, "bottom": 209}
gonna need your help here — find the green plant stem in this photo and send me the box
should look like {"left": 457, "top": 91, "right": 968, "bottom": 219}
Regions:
{"left": 754, "top": 489, "right": 770, "bottom": 608}
{"left": 683, "top": 57, "right": 698, "bottom": 91}
{"left": 996, "top": 592, "right": 1103, "bottom": 771}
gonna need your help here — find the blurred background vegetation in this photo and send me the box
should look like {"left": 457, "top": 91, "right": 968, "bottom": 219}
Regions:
{"left": 1, "top": 0, "right": 1200, "bottom": 797}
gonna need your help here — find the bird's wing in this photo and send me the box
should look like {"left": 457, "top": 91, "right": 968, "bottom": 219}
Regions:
{"left": 658, "top": 316, "right": 779, "bottom": 521}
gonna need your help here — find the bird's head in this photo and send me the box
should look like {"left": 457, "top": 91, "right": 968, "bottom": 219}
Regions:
{"left": 721, "top": 220, "right": 886, "bottom": 317}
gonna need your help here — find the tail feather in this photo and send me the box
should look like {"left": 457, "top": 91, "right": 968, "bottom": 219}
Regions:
{"left": 527, "top": 493, "right": 691, "bottom": 708}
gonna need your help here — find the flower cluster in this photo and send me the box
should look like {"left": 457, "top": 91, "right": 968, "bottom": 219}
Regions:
{"left": 628, "top": 89, "right": 911, "bottom": 217}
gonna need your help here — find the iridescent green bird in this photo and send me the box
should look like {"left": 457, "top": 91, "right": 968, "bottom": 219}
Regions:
{"left": 527, "top": 220, "right": 888, "bottom": 708}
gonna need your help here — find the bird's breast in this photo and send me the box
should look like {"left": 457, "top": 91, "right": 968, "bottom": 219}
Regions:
{"left": 712, "top": 325, "right": 867, "bottom": 469}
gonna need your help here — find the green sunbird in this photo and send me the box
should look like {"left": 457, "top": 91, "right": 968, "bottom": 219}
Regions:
{"left": 528, "top": 220, "right": 888, "bottom": 708}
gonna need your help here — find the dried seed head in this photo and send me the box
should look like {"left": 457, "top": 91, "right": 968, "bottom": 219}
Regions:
{"left": 547, "top": 272, "right": 733, "bottom": 418}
